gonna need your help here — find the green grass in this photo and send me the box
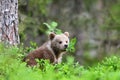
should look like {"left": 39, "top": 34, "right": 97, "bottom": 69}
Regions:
{"left": 0, "top": 44, "right": 120, "bottom": 80}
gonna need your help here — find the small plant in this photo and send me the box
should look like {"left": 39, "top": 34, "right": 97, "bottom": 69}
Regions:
{"left": 66, "top": 38, "right": 77, "bottom": 53}
{"left": 43, "top": 21, "right": 62, "bottom": 34}
{"left": 101, "top": 56, "right": 120, "bottom": 71}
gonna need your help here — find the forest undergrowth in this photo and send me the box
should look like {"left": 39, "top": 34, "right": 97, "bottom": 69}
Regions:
{"left": 0, "top": 44, "right": 120, "bottom": 80}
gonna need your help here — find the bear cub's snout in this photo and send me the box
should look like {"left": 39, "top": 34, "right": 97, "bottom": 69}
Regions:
{"left": 64, "top": 44, "right": 68, "bottom": 49}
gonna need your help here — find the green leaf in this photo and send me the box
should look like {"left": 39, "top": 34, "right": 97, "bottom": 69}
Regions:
{"left": 66, "top": 38, "right": 77, "bottom": 53}
{"left": 43, "top": 22, "right": 51, "bottom": 29}
{"left": 50, "top": 21, "right": 58, "bottom": 28}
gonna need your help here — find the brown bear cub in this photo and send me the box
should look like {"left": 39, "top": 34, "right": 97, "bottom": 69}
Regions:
{"left": 23, "top": 32, "right": 69, "bottom": 66}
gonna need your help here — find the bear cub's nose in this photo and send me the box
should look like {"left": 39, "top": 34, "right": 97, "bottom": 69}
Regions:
{"left": 64, "top": 45, "right": 68, "bottom": 48}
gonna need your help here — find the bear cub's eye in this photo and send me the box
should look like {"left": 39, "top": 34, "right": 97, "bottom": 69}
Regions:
{"left": 66, "top": 41, "right": 68, "bottom": 43}
{"left": 59, "top": 41, "right": 62, "bottom": 44}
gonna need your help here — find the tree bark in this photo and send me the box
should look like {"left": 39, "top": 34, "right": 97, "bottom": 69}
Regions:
{"left": 0, "top": 0, "right": 19, "bottom": 45}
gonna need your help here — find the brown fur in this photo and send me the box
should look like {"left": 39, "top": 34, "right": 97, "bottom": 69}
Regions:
{"left": 24, "top": 47, "right": 54, "bottom": 66}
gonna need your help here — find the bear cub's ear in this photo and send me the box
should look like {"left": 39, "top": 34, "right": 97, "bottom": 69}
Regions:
{"left": 49, "top": 32, "right": 56, "bottom": 40}
{"left": 64, "top": 32, "right": 69, "bottom": 37}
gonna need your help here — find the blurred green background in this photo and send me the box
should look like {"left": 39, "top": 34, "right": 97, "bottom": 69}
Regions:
{"left": 18, "top": 0, "right": 120, "bottom": 66}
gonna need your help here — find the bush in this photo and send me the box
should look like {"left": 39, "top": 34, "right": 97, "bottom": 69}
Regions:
{"left": 1, "top": 44, "right": 120, "bottom": 80}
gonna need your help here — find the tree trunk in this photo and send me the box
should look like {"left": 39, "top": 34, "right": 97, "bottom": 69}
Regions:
{"left": 0, "top": 0, "right": 19, "bottom": 45}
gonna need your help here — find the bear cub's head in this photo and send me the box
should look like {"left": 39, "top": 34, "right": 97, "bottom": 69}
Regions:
{"left": 49, "top": 32, "right": 69, "bottom": 52}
